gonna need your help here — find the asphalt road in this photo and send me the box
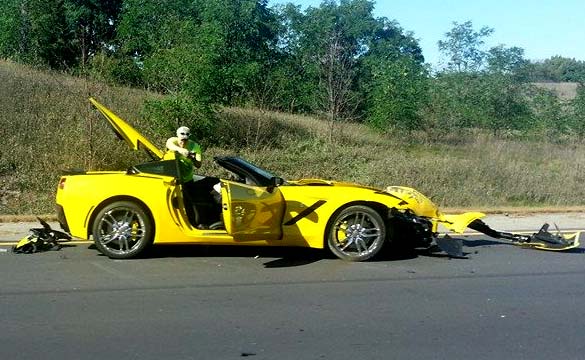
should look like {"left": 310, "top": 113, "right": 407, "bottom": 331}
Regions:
{"left": 0, "top": 215, "right": 584, "bottom": 360}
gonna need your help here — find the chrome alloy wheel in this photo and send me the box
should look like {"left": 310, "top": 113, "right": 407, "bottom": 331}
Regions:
{"left": 328, "top": 205, "right": 386, "bottom": 261}
{"left": 92, "top": 201, "right": 153, "bottom": 259}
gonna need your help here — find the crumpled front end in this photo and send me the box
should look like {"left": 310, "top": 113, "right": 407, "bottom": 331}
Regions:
{"left": 384, "top": 186, "right": 485, "bottom": 233}
{"left": 385, "top": 186, "right": 441, "bottom": 219}
{"left": 383, "top": 186, "right": 487, "bottom": 257}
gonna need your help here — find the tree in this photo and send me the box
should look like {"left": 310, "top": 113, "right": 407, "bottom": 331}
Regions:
{"left": 22, "top": 0, "right": 75, "bottom": 68}
{"left": 195, "top": 0, "right": 280, "bottom": 105}
{"left": 116, "top": 0, "right": 198, "bottom": 60}
{"left": 487, "top": 45, "right": 527, "bottom": 76}
{"left": 433, "top": 21, "right": 534, "bottom": 134}
{"left": 0, "top": 0, "right": 122, "bottom": 69}
{"left": 64, "top": 0, "right": 123, "bottom": 69}
{"left": 438, "top": 21, "right": 493, "bottom": 72}
{"left": 275, "top": 0, "right": 425, "bottom": 136}
{"left": 367, "top": 56, "right": 429, "bottom": 131}
{"left": 287, "top": 0, "right": 376, "bottom": 123}
{"left": 116, "top": 0, "right": 280, "bottom": 105}
{"left": 426, "top": 72, "right": 531, "bottom": 134}
{"left": 360, "top": 17, "right": 427, "bottom": 131}
{"left": 0, "top": 0, "right": 20, "bottom": 59}
{"left": 526, "top": 86, "right": 571, "bottom": 137}
{"left": 527, "top": 56, "right": 585, "bottom": 82}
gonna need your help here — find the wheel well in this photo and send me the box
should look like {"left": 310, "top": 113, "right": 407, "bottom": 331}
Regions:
{"left": 323, "top": 201, "right": 389, "bottom": 248}
{"left": 87, "top": 196, "right": 155, "bottom": 239}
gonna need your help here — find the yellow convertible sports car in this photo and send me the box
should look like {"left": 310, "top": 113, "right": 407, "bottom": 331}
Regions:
{"left": 54, "top": 99, "right": 580, "bottom": 260}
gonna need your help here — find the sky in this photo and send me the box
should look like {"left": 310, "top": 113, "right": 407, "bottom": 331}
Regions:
{"left": 270, "top": 0, "right": 585, "bottom": 69}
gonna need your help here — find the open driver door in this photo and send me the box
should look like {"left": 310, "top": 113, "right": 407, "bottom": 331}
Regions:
{"left": 220, "top": 180, "right": 285, "bottom": 241}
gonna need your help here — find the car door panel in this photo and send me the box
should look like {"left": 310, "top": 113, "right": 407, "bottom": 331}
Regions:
{"left": 221, "top": 180, "right": 284, "bottom": 241}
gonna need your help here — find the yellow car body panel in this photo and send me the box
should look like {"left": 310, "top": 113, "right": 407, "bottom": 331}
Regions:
{"left": 277, "top": 184, "right": 408, "bottom": 248}
{"left": 89, "top": 97, "right": 164, "bottom": 160}
{"left": 221, "top": 181, "right": 284, "bottom": 241}
{"left": 384, "top": 186, "right": 441, "bottom": 219}
{"left": 57, "top": 171, "right": 178, "bottom": 241}
{"left": 440, "top": 212, "right": 486, "bottom": 234}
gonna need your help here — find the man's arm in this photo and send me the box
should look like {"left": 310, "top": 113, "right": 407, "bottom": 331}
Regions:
{"left": 166, "top": 137, "right": 189, "bottom": 156}
{"left": 189, "top": 153, "right": 202, "bottom": 168}
{"left": 190, "top": 142, "right": 202, "bottom": 168}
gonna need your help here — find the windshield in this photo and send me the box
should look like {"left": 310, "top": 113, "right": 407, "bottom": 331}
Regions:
{"left": 233, "top": 158, "right": 278, "bottom": 180}
{"left": 215, "top": 156, "right": 285, "bottom": 187}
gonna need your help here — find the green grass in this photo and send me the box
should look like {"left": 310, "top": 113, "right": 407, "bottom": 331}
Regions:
{"left": 1, "top": 59, "right": 585, "bottom": 215}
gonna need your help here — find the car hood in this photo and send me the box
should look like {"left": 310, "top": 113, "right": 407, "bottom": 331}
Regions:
{"left": 89, "top": 98, "right": 163, "bottom": 160}
{"left": 291, "top": 179, "right": 378, "bottom": 190}
{"left": 290, "top": 179, "right": 441, "bottom": 218}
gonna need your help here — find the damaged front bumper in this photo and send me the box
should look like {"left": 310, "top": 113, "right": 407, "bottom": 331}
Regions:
{"left": 468, "top": 220, "right": 581, "bottom": 251}
{"left": 393, "top": 209, "right": 581, "bottom": 258}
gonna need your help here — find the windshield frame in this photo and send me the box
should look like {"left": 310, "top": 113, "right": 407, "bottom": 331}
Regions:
{"left": 215, "top": 156, "right": 285, "bottom": 187}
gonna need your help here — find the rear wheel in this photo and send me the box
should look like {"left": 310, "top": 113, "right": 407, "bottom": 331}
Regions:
{"left": 92, "top": 201, "right": 154, "bottom": 259}
{"left": 327, "top": 205, "right": 386, "bottom": 261}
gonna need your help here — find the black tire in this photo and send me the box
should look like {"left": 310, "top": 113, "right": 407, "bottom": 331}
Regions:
{"left": 92, "top": 201, "right": 154, "bottom": 259}
{"left": 327, "top": 205, "right": 386, "bottom": 261}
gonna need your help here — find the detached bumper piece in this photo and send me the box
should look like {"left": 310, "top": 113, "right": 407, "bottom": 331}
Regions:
{"left": 468, "top": 220, "right": 580, "bottom": 251}
{"left": 12, "top": 217, "right": 72, "bottom": 254}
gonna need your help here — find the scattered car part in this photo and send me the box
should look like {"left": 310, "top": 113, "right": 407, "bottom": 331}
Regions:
{"left": 468, "top": 220, "right": 580, "bottom": 251}
{"left": 12, "top": 217, "right": 71, "bottom": 253}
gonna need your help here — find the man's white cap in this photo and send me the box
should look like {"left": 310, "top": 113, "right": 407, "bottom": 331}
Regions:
{"left": 177, "top": 126, "right": 190, "bottom": 140}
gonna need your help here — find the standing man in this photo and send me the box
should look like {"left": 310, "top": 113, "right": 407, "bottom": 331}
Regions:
{"left": 166, "top": 126, "right": 202, "bottom": 172}
{"left": 165, "top": 126, "right": 202, "bottom": 226}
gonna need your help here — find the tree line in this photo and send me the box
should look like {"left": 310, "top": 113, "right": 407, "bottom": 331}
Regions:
{"left": 2, "top": 0, "right": 585, "bottom": 140}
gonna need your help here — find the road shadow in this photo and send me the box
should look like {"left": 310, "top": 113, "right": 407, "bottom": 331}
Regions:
{"left": 563, "top": 247, "right": 585, "bottom": 254}
{"left": 89, "top": 235, "right": 583, "bottom": 266}
{"left": 461, "top": 238, "right": 512, "bottom": 248}
{"left": 145, "top": 244, "right": 328, "bottom": 268}
{"left": 143, "top": 243, "right": 425, "bottom": 266}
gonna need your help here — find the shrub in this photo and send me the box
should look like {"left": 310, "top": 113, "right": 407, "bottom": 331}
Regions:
{"left": 88, "top": 52, "right": 144, "bottom": 87}
{"left": 142, "top": 93, "right": 217, "bottom": 146}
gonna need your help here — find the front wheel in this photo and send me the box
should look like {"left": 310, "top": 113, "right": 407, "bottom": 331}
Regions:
{"left": 92, "top": 201, "right": 154, "bottom": 259}
{"left": 327, "top": 205, "right": 386, "bottom": 261}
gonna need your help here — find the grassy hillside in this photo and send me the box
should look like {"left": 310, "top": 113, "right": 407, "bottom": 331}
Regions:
{"left": 533, "top": 82, "right": 579, "bottom": 100}
{"left": 1, "top": 60, "right": 585, "bottom": 215}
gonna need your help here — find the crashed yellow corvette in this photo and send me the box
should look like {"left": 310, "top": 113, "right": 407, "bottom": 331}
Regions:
{"left": 55, "top": 99, "right": 580, "bottom": 260}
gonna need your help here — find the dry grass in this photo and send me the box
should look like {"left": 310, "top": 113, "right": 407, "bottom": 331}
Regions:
{"left": 209, "top": 107, "right": 585, "bottom": 208}
{"left": 2, "top": 60, "right": 585, "bottom": 215}
{"left": 532, "top": 82, "right": 579, "bottom": 100}
{"left": 0, "top": 60, "right": 161, "bottom": 214}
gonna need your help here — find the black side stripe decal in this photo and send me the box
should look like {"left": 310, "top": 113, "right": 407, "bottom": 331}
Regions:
{"left": 284, "top": 200, "right": 327, "bottom": 226}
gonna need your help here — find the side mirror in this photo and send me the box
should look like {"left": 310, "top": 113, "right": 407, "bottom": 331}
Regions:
{"left": 267, "top": 177, "right": 284, "bottom": 193}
